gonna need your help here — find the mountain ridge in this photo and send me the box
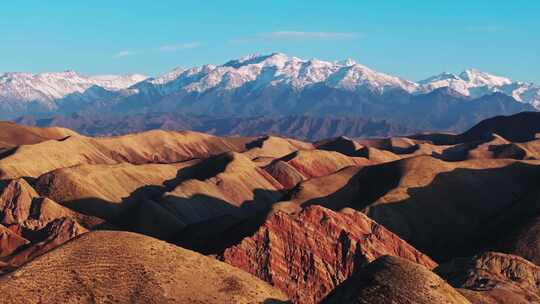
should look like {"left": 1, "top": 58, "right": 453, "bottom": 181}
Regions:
{"left": 1, "top": 53, "right": 539, "bottom": 120}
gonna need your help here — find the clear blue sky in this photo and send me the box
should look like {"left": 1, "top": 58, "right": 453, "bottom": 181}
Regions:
{"left": 1, "top": 0, "right": 539, "bottom": 82}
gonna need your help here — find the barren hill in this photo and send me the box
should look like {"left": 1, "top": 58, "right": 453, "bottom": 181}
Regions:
{"left": 0, "top": 121, "right": 76, "bottom": 149}
{"left": 1, "top": 112, "right": 540, "bottom": 302}
{"left": 322, "top": 256, "right": 470, "bottom": 304}
{"left": 0, "top": 231, "right": 289, "bottom": 304}
{"left": 437, "top": 252, "right": 540, "bottom": 303}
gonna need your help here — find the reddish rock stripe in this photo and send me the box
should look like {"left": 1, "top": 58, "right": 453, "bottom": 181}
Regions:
{"left": 223, "top": 205, "right": 436, "bottom": 304}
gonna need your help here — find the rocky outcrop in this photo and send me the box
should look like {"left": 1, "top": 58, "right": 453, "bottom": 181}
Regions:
{"left": 5, "top": 218, "right": 88, "bottom": 272}
{"left": 0, "top": 179, "right": 39, "bottom": 225}
{"left": 0, "top": 224, "right": 28, "bottom": 257}
{"left": 222, "top": 205, "right": 436, "bottom": 304}
{"left": 0, "top": 179, "right": 101, "bottom": 228}
{"left": 272, "top": 150, "right": 364, "bottom": 180}
{"left": 0, "top": 179, "right": 93, "bottom": 273}
{"left": 265, "top": 160, "right": 306, "bottom": 189}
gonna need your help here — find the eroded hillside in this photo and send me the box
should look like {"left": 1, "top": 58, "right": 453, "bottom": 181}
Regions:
{"left": 1, "top": 112, "right": 540, "bottom": 303}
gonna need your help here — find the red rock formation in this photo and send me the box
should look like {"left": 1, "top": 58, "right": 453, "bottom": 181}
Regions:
{"left": 0, "top": 179, "right": 101, "bottom": 228}
{"left": 278, "top": 150, "right": 363, "bottom": 179}
{"left": 222, "top": 205, "right": 436, "bottom": 304}
{"left": 265, "top": 160, "right": 306, "bottom": 189}
{"left": 0, "top": 179, "right": 92, "bottom": 273}
{"left": 0, "top": 224, "right": 28, "bottom": 257}
{"left": 5, "top": 218, "right": 87, "bottom": 272}
{"left": 0, "top": 179, "right": 38, "bottom": 225}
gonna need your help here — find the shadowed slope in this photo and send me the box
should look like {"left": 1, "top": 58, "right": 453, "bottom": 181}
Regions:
{"left": 359, "top": 159, "right": 540, "bottom": 260}
{"left": 412, "top": 111, "right": 540, "bottom": 145}
{"left": 432, "top": 134, "right": 539, "bottom": 161}
{"left": 291, "top": 156, "right": 540, "bottom": 260}
{"left": 162, "top": 152, "right": 284, "bottom": 225}
{"left": 322, "top": 255, "right": 470, "bottom": 304}
{"left": 316, "top": 136, "right": 402, "bottom": 163}
{"left": 316, "top": 136, "right": 364, "bottom": 156}
{"left": 35, "top": 162, "right": 196, "bottom": 220}
{"left": 459, "top": 111, "right": 540, "bottom": 143}
{"left": 243, "top": 135, "right": 314, "bottom": 160}
{"left": 0, "top": 231, "right": 289, "bottom": 304}
{"left": 498, "top": 216, "right": 540, "bottom": 266}
{"left": 437, "top": 252, "right": 540, "bottom": 303}
{"left": 160, "top": 152, "right": 285, "bottom": 254}
{"left": 0, "top": 130, "right": 242, "bottom": 179}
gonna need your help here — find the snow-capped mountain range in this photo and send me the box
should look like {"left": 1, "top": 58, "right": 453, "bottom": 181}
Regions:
{"left": 0, "top": 53, "right": 538, "bottom": 120}
{"left": 134, "top": 53, "right": 419, "bottom": 96}
{"left": 0, "top": 71, "right": 146, "bottom": 108}
{"left": 417, "top": 69, "right": 540, "bottom": 108}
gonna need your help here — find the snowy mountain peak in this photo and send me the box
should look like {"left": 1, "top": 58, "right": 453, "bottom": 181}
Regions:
{"left": 153, "top": 53, "right": 419, "bottom": 94}
{"left": 1, "top": 53, "right": 539, "bottom": 118}
{"left": 149, "top": 67, "right": 185, "bottom": 85}
{"left": 417, "top": 68, "right": 539, "bottom": 108}
{"left": 89, "top": 74, "right": 148, "bottom": 90}
{"left": 223, "top": 53, "right": 292, "bottom": 69}
{"left": 418, "top": 72, "right": 461, "bottom": 84}
{"left": 336, "top": 58, "right": 357, "bottom": 67}
{"left": 459, "top": 69, "right": 512, "bottom": 87}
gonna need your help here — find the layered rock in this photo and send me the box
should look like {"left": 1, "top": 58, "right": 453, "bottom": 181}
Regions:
{"left": 222, "top": 205, "right": 436, "bottom": 304}
{"left": 1, "top": 179, "right": 101, "bottom": 228}
{"left": 5, "top": 218, "right": 88, "bottom": 272}
{"left": 264, "top": 149, "right": 366, "bottom": 189}
{"left": 0, "top": 224, "right": 28, "bottom": 257}
{"left": 0, "top": 178, "right": 39, "bottom": 225}
{"left": 0, "top": 179, "right": 94, "bottom": 273}
{"left": 265, "top": 160, "right": 306, "bottom": 189}
{"left": 283, "top": 155, "right": 540, "bottom": 261}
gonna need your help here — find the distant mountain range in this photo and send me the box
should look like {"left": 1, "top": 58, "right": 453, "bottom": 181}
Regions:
{"left": 2, "top": 53, "right": 539, "bottom": 136}
{"left": 15, "top": 113, "right": 420, "bottom": 140}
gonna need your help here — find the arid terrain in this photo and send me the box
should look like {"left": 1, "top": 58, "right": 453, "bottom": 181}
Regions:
{"left": 1, "top": 111, "right": 540, "bottom": 303}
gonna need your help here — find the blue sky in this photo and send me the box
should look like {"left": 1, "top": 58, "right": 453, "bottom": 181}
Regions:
{"left": 1, "top": 0, "right": 539, "bottom": 82}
